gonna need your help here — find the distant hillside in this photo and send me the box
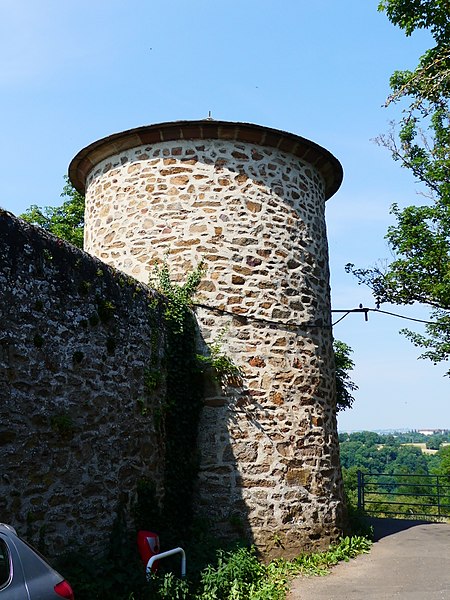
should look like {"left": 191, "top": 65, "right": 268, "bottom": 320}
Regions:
{"left": 339, "top": 430, "right": 450, "bottom": 475}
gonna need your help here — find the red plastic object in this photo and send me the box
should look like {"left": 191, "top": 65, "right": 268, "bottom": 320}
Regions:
{"left": 137, "top": 530, "right": 160, "bottom": 572}
{"left": 54, "top": 579, "right": 75, "bottom": 599}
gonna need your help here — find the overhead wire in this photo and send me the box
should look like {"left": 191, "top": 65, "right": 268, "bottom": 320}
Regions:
{"left": 369, "top": 308, "right": 438, "bottom": 325}
{"left": 193, "top": 301, "right": 441, "bottom": 330}
{"left": 331, "top": 306, "right": 439, "bottom": 326}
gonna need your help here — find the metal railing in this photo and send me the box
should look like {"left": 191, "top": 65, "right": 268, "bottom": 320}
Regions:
{"left": 357, "top": 471, "right": 450, "bottom": 520}
{"left": 146, "top": 547, "right": 186, "bottom": 578}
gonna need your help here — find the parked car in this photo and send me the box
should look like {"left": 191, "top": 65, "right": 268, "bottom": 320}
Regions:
{"left": 0, "top": 523, "right": 74, "bottom": 599}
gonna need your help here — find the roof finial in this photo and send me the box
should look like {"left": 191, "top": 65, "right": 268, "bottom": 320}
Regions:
{"left": 206, "top": 110, "right": 213, "bottom": 120}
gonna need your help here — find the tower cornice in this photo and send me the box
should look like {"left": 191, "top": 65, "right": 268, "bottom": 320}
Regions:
{"left": 69, "top": 119, "right": 343, "bottom": 200}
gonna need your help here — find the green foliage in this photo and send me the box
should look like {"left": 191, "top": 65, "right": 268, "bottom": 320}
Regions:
{"left": 144, "top": 367, "right": 163, "bottom": 392}
{"left": 149, "top": 259, "right": 205, "bottom": 546}
{"left": 339, "top": 431, "right": 431, "bottom": 474}
{"left": 401, "top": 308, "right": 450, "bottom": 371}
{"left": 348, "top": 203, "right": 450, "bottom": 309}
{"left": 147, "top": 572, "right": 191, "bottom": 599}
{"left": 198, "top": 546, "right": 267, "bottom": 600}
{"left": 425, "top": 434, "right": 445, "bottom": 450}
{"left": 433, "top": 445, "right": 450, "bottom": 475}
{"left": 199, "top": 537, "right": 372, "bottom": 599}
{"left": 320, "top": 535, "right": 372, "bottom": 565}
{"left": 57, "top": 533, "right": 373, "bottom": 600}
{"left": 20, "top": 177, "right": 85, "bottom": 248}
{"left": 378, "top": 1, "right": 450, "bottom": 42}
{"left": 185, "top": 538, "right": 371, "bottom": 600}
{"left": 349, "top": 2, "right": 450, "bottom": 371}
{"left": 78, "top": 280, "right": 91, "bottom": 295}
{"left": 196, "top": 329, "right": 243, "bottom": 386}
{"left": 96, "top": 298, "right": 116, "bottom": 323}
{"left": 333, "top": 340, "right": 358, "bottom": 412}
{"left": 150, "top": 260, "right": 206, "bottom": 334}
{"left": 340, "top": 431, "right": 450, "bottom": 519}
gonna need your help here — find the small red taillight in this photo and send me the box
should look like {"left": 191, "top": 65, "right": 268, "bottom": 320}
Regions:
{"left": 54, "top": 579, "right": 75, "bottom": 599}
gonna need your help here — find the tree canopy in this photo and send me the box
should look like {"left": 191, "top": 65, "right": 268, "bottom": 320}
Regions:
{"left": 348, "top": 1, "right": 450, "bottom": 373}
{"left": 20, "top": 178, "right": 85, "bottom": 249}
{"left": 339, "top": 429, "right": 450, "bottom": 475}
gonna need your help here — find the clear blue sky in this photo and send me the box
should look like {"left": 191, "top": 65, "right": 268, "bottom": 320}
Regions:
{"left": 1, "top": 0, "right": 448, "bottom": 431}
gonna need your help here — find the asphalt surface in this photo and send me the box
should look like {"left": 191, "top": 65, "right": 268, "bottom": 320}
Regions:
{"left": 288, "top": 518, "right": 450, "bottom": 600}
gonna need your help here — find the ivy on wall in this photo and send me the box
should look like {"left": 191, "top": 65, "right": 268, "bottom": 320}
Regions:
{"left": 149, "top": 260, "right": 206, "bottom": 546}
{"left": 149, "top": 259, "right": 242, "bottom": 546}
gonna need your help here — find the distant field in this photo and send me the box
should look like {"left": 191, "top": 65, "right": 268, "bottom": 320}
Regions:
{"left": 402, "top": 442, "right": 450, "bottom": 455}
{"left": 374, "top": 442, "right": 450, "bottom": 455}
{"left": 403, "top": 443, "right": 438, "bottom": 455}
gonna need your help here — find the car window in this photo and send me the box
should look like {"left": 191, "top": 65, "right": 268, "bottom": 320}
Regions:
{"left": 0, "top": 540, "right": 10, "bottom": 588}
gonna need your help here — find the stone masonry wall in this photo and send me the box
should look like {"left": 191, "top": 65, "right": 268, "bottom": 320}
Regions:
{"left": 0, "top": 210, "right": 167, "bottom": 555}
{"left": 79, "top": 129, "right": 346, "bottom": 558}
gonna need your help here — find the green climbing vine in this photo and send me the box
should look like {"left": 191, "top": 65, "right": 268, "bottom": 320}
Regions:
{"left": 150, "top": 259, "right": 241, "bottom": 384}
{"left": 150, "top": 259, "right": 206, "bottom": 334}
{"left": 149, "top": 259, "right": 205, "bottom": 545}
{"left": 196, "top": 327, "right": 243, "bottom": 386}
{"left": 148, "top": 258, "right": 242, "bottom": 546}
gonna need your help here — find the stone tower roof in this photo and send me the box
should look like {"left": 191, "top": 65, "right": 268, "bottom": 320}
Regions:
{"left": 69, "top": 119, "right": 343, "bottom": 199}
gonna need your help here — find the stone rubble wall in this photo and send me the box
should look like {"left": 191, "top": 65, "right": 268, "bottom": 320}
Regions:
{"left": 82, "top": 136, "right": 345, "bottom": 558}
{"left": 0, "top": 210, "right": 166, "bottom": 555}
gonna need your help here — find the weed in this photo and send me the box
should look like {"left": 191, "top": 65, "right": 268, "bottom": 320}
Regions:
{"left": 144, "top": 367, "right": 162, "bottom": 392}
{"left": 96, "top": 298, "right": 116, "bottom": 323}
{"left": 78, "top": 280, "right": 91, "bottom": 294}
{"left": 150, "top": 259, "right": 205, "bottom": 334}
{"left": 42, "top": 248, "right": 53, "bottom": 261}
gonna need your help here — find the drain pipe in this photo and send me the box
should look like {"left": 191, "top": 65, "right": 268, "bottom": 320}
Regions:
{"left": 146, "top": 547, "right": 186, "bottom": 578}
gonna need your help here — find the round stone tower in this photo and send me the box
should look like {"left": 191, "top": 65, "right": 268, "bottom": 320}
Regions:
{"left": 69, "top": 120, "right": 345, "bottom": 558}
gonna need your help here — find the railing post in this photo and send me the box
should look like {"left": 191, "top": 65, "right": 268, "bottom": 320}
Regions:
{"left": 437, "top": 475, "right": 441, "bottom": 518}
{"left": 347, "top": 471, "right": 450, "bottom": 520}
{"left": 357, "top": 470, "right": 363, "bottom": 511}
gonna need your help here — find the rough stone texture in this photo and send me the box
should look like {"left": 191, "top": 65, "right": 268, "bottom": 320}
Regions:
{"left": 77, "top": 124, "right": 346, "bottom": 558}
{"left": 0, "top": 210, "right": 166, "bottom": 555}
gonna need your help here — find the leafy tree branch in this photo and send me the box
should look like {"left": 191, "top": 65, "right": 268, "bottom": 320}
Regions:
{"left": 20, "top": 177, "right": 85, "bottom": 249}
{"left": 334, "top": 340, "right": 358, "bottom": 412}
{"left": 349, "top": 1, "right": 450, "bottom": 373}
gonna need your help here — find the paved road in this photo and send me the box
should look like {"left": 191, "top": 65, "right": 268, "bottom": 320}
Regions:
{"left": 288, "top": 519, "right": 450, "bottom": 600}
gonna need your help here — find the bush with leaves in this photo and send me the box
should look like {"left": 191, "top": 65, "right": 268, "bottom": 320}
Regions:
{"left": 20, "top": 177, "right": 85, "bottom": 248}
{"left": 334, "top": 340, "right": 358, "bottom": 412}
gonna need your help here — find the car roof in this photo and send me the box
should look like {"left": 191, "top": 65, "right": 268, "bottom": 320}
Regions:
{"left": 0, "top": 523, "right": 17, "bottom": 535}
